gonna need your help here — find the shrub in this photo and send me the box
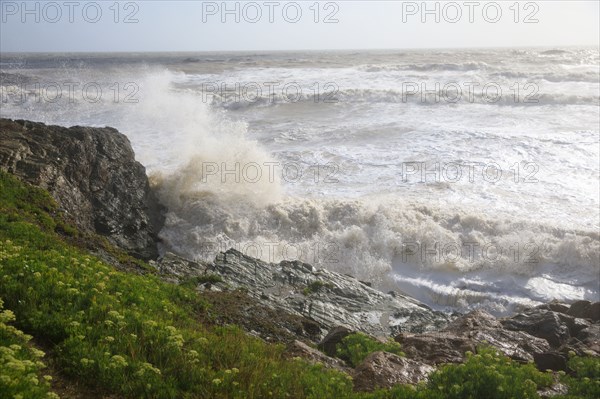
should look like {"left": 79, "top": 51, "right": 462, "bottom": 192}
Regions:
{"left": 336, "top": 332, "right": 404, "bottom": 367}
{"left": 424, "top": 348, "right": 553, "bottom": 399}
{"left": 555, "top": 354, "right": 600, "bottom": 399}
{"left": 0, "top": 298, "right": 57, "bottom": 399}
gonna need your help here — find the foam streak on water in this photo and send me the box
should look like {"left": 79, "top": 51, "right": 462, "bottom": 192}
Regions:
{"left": 1, "top": 48, "right": 598, "bottom": 314}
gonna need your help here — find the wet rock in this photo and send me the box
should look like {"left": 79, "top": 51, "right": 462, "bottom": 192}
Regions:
{"left": 318, "top": 326, "right": 352, "bottom": 357}
{"left": 501, "top": 309, "right": 570, "bottom": 348}
{"left": 352, "top": 352, "right": 433, "bottom": 392}
{"left": 0, "top": 118, "right": 164, "bottom": 259}
{"left": 209, "top": 249, "right": 449, "bottom": 339}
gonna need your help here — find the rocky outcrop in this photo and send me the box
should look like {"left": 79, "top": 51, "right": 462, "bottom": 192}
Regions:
{"left": 395, "top": 332, "right": 478, "bottom": 365}
{"left": 395, "top": 305, "right": 600, "bottom": 371}
{"left": 155, "top": 249, "right": 449, "bottom": 339}
{"left": 501, "top": 309, "right": 571, "bottom": 348}
{"left": 209, "top": 249, "right": 449, "bottom": 338}
{"left": 318, "top": 326, "right": 353, "bottom": 357}
{"left": 568, "top": 300, "right": 600, "bottom": 321}
{"left": 352, "top": 352, "right": 433, "bottom": 392}
{"left": 286, "top": 340, "right": 349, "bottom": 372}
{"left": 0, "top": 118, "right": 163, "bottom": 259}
{"left": 397, "top": 309, "right": 551, "bottom": 364}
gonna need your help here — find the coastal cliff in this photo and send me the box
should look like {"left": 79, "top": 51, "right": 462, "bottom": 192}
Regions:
{"left": 0, "top": 118, "right": 164, "bottom": 260}
{"left": 0, "top": 119, "right": 598, "bottom": 398}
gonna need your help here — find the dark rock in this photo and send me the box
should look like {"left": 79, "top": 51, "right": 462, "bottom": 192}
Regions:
{"left": 567, "top": 301, "right": 600, "bottom": 322}
{"left": 352, "top": 352, "right": 433, "bottom": 392}
{"left": 534, "top": 352, "right": 568, "bottom": 372}
{"left": 0, "top": 118, "right": 164, "bottom": 259}
{"left": 559, "top": 338, "right": 599, "bottom": 358}
{"left": 318, "top": 326, "right": 352, "bottom": 357}
{"left": 576, "top": 324, "right": 600, "bottom": 354}
{"left": 537, "top": 300, "right": 570, "bottom": 314}
{"left": 501, "top": 310, "right": 570, "bottom": 348}
{"left": 591, "top": 302, "right": 600, "bottom": 322}
{"left": 395, "top": 332, "right": 476, "bottom": 364}
{"left": 567, "top": 300, "right": 593, "bottom": 319}
{"left": 557, "top": 313, "right": 591, "bottom": 337}
{"left": 286, "top": 340, "right": 348, "bottom": 371}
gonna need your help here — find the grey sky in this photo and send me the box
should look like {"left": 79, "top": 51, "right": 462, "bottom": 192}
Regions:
{"left": 1, "top": 1, "right": 598, "bottom": 52}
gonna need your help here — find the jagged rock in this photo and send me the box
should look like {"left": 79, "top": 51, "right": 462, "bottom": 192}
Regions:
{"left": 209, "top": 249, "right": 449, "bottom": 339}
{"left": 397, "top": 310, "right": 550, "bottom": 364}
{"left": 534, "top": 352, "right": 567, "bottom": 372}
{"left": 556, "top": 313, "right": 591, "bottom": 337}
{"left": 156, "top": 252, "right": 209, "bottom": 279}
{"left": 537, "top": 301, "right": 570, "bottom": 314}
{"left": 568, "top": 300, "right": 600, "bottom": 321}
{"left": 0, "top": 118, "right": 163, "bottom": 259}
{"left": 286, "top": 340, "right": 349, "bottom": 371}
{"left": 352, "top": 352, "right": 433, "bottom": 392}
{"left": 443, "top": 309, "right": 502, "bottom": 331}
{"left": 395, "top": 332, "right": 476, "bottom": 364}
{"left": 538, "top": 382, "right": 569, "bottom": 399}
{"left": 446, "top": 310, "right": 551, "bottom": 361}
{"left": 576, "top": 324, "right": 600, "bottom": 354}
{"left": 318, "top": 326, "right": 352, "bottom": 357}
{"left": 592, "top": 302, "right": 600, "bottom": 322}
{"left": 199, "top": 290, "right": 324, "bottom": 343}
{"left": 468, "top": 326, "right": 551, "bottom": 362}
{"left": 501, "top": 309, "right": 570, "bottom": 348}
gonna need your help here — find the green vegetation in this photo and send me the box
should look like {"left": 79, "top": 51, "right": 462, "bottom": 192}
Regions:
{"left": 0, "top": 170, "right": 598, "bottom": 398}
{"left": 354, "top": 348, "right": 554, "bottom": 399}
{"left": 554, "top": 353, "right": 600, "bottom": 399}
{"left": 0, "top": 171, "right": 354, "bottom": 398}
{"left": 0, "top": 298, "right": 57, "bottom": 399}
{"left": 336, "top": 332, "right": 405, "bottom": 367}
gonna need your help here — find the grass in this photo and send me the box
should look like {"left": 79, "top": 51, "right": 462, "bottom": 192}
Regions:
{"left": 0, "top": 170, "right": 598, "bottom": 398}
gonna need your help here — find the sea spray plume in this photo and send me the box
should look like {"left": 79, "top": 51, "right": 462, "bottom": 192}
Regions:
{"left": 95, "top": 68, "right": 598, "bottom": 315}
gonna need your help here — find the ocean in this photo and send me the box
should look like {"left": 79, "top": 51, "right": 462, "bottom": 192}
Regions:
{"left": 1, "top": 48, "right": 598, "bottom": 314}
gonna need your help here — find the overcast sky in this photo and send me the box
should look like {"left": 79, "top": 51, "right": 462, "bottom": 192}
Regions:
{"left": 1, "top": 1, "right": 598, "bottom": 52}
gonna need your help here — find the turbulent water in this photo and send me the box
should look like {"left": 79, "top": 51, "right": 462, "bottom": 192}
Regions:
{"left": 1, "top": 48, "right": 599, "bottom": 314}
